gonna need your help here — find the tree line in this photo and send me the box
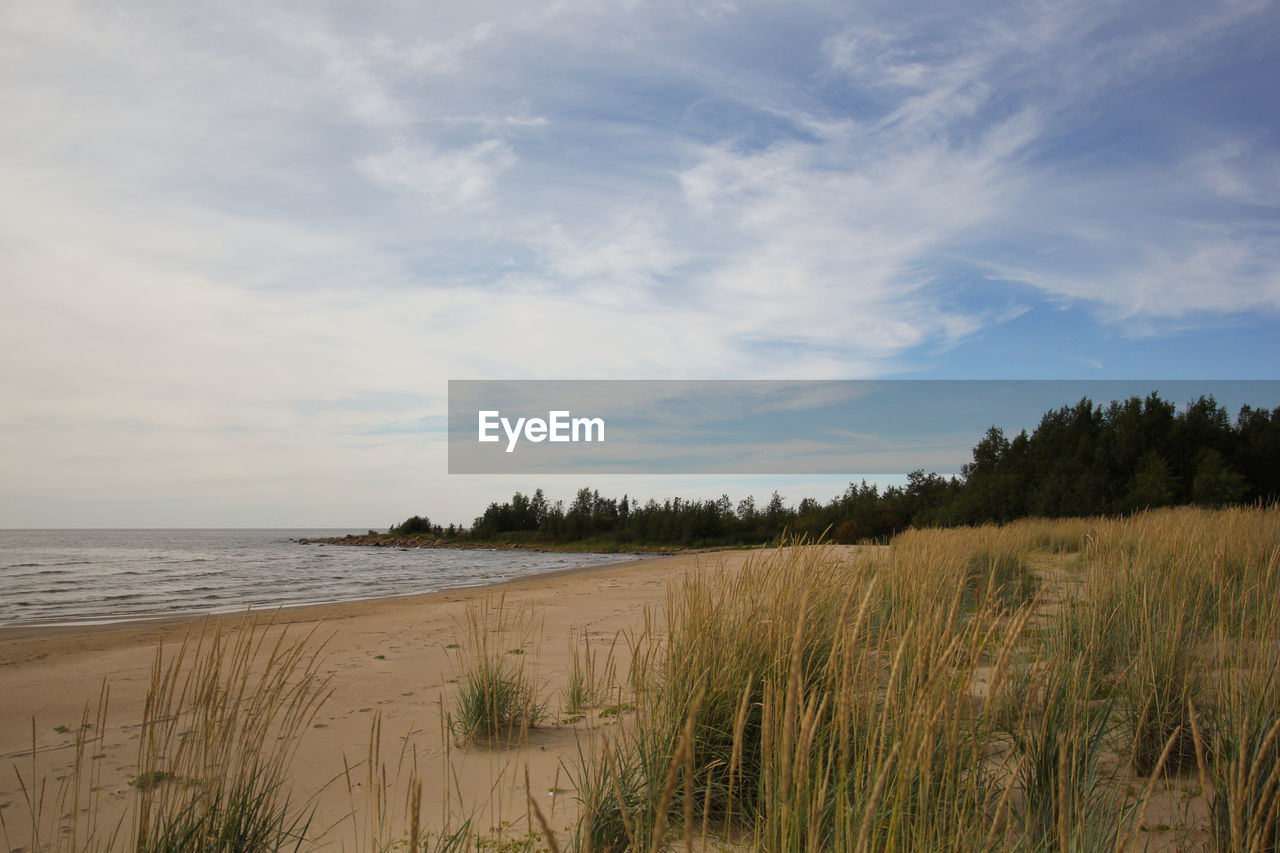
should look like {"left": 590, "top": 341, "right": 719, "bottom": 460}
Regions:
{"left": 391, "top": 393, "right": 1280, "bottom": 547}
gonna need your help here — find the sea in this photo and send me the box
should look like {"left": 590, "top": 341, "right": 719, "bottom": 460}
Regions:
{"left": 0, "top": 529, "right": 648, "bottom": 628}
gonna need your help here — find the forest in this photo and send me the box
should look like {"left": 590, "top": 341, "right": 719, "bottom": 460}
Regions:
{"left": 394, "top": 393, "right": 1280, "bottom": 547}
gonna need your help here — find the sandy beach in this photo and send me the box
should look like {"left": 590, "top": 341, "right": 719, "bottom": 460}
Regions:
{"left": 0, "top": 546, "right": 789, "bottom": 850}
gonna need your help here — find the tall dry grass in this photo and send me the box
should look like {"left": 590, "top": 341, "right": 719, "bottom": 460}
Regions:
{"left": 575, "top": 541, "right": 1026, "bottom": 851}
{"left": 3, "top": 613, "right": 333, "bottom": 853}
{"left": 8, "top": 505, "right": 1279, "bottom": 851}
{"left": 563, "top": 630, "right": 620, "bottom": 715}
{"left": 571, "top": 505, "right": 1280, "bottom": 853}
{"left": 130, "top": 617, "right": 333, "bottom": 852}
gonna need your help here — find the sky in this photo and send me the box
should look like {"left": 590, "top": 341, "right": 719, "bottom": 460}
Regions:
{"left": 2, "top": 0, "right": 1279, "bottom": 527}
{"left": 447, "top": 380, "right": 1280, "bottom": 475}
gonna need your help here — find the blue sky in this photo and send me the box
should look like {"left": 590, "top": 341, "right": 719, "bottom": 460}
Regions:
{"left": 2, "top": 0, "right": 1278, "bottom": 526}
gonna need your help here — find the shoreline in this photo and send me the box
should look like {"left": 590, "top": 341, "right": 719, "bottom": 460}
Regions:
{"left": 0, "top": 532, "right": 675, "bottom": 637}
{"left": 0, "top": 550, "right": 676, "bottom": 653}
{"left": 300, "top": 531, "right": 714, "bottom": 554}
{"left": 0, "top": 545, "right": 806, "bottom": 849}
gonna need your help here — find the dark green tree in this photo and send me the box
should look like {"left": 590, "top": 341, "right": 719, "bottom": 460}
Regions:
{"left": 1124, "top": 452, "right": 1178, "bottom": 512}
{"left": 1191, "top": 448, "right": 1249, "bottom": 507}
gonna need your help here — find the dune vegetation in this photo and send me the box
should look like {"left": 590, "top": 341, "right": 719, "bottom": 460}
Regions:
{"left": 565, "top": 506, "right": 1280, "bottom": 853}
{"left": 6, "top": 505, "right": 1279, "bottom": 852}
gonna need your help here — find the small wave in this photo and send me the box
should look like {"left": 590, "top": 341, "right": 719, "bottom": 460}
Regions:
{"left": 0, "top": 534, "right": 650, "bottom": 627}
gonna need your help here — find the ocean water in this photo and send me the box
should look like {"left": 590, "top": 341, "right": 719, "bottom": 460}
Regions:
{"left": 0, "top": 529, "right": 648, "bottom": 627}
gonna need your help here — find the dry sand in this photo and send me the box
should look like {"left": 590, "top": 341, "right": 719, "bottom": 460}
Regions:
{"left": 0, "top": 546, "right": 788, "bottom": 850}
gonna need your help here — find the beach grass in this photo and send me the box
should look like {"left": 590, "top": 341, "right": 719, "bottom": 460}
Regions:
{"left": 565, "top": 505, "right": 1280, "bottom": 852}
{"left": 562, "top": 629, "right": 619, "bottom": 715}
{"left": 447, "top": 595, "right": 548, "bottom": 748}
{"left": 6, "top": 505, "right": 1280, "bottom": 851}
{"left": 3, "top": 613, "right": 331, "bottom": 853}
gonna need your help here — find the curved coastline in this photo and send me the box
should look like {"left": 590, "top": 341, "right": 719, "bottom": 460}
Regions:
{"left": 0, "top": 530, "right": 661, "bottom": 632}
{"left": 0, "top": 549, "right": 668, "bottom": 648}
{"left": 298, "top": 531, "right": 686, "bottom": 554}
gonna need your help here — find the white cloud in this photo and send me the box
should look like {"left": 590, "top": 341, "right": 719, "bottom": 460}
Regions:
{"left": 2, "top": 0, "right": 1279, "bottom": 524}
{"left": 1008, "top": 235, "right": 1280, "bottom": 323}
{"left": 816, "top": 1, "right": 1280, "bottom": 329}
{"left": 672, "top": 109, "right": 1041, "bottom": 351}
{"left": 539, "top": 216, "right": 685, "bottom": 289}
{"left": 358, "top": 141, "right": 517, "bottom": 207}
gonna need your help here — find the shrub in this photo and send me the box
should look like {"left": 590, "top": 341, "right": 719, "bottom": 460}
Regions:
{"left": 448, "top": 596, "right": 546, "bottom": 745}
